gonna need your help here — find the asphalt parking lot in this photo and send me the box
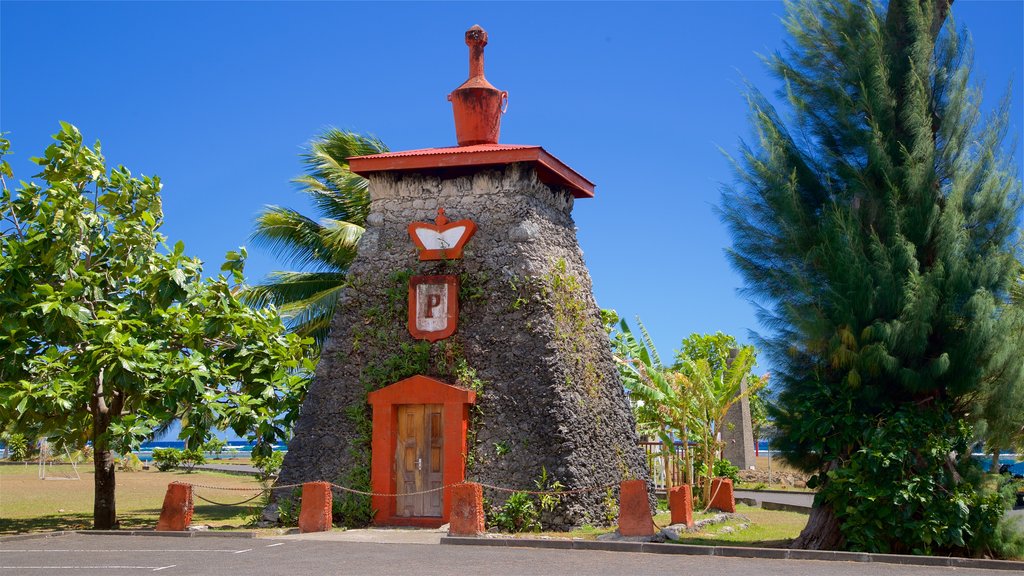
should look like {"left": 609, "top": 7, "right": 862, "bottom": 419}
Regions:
{"left": 0, "top": 533, "right": 1019, "bottom": 576}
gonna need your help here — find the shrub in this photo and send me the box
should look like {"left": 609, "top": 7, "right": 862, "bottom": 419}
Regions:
{"left": 117, "top": 452, "right": 143, "bottom": 472}
{"left": 252, "top": 450, "right": 284, "bottom": 481}
{"left": 603, "top": 487, "right": 619, "bottom": 525}
{"left": 202, "top": 438, "right": 228, "bottom": 460}
{"left": 277, "top": 487, "right": 303, "bottom": 527}
{"left": 820, "top": 410, "right": 1006, "bottom": 556}
{"left": 489, "top": 491, "right": 540, "bottom": 533}
{"left": 713, "top": 459, "right": 740, "bottom": 482}
{"left": 178, "top": 449, "right": 206, "bottom": 473}
{"left": 3, "top": 433, "right": 29, "bottom": 461}
{"left": 151, "top": 448, "right": 182, "bottom": 472}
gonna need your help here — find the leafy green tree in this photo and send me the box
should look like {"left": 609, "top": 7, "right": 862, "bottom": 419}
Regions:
{"left": 0, "top": 124, "right": 314, "bottom": 529}
{"left": 980, "top": 268, "right": 1024, "bottom": 467}
{"left": 721, "top": 0, "right": 1022, "bottom": 555}
{"left": 610, "top": 318, "right": 764, "bottom": 501}
{"left": 244, "top": 128, "right": 388, "bottom": 348}
{"left": 674, "top": 339, "right": 762, "bottom": 504}
{"left": 609, "top": 314, "right": 695, "bottom": 492}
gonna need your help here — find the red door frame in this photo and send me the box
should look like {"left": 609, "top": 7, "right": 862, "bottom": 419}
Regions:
{"left": 367, "top": 375, "right": 475, "bottom": 527}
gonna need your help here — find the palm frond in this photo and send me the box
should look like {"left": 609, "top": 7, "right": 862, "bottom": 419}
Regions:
{"left": 319, "top": 219, "right": 364, "bottom": 255}
{"left": 250, "top": 207, "right": 352, "bottom": 271}
{"left": 248, "top": 127, "right": 389, "bottom": 350}
{"left": 241, "top": 271, "right": 347, "bottom": 307}
{"left": 241, "top": 272, "right": 348, "bottom": 348}
{"left": 636, "top": 317, "right": 663, "bottom": 370}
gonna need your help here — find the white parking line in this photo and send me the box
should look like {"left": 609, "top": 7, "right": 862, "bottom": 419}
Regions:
{"left": 1, "top": 566, "right": 162, "bottom": 570}
{"left": 152, "top": 566, "right": 176, "bottom": 572}
{"left": 265, "top": 543, "right": 284, "bottom": 548}
{"left": 2, "top": 549, "right": 244, "bottom": 553}
{"left": 233, "top": 548, "right": 252, "bottom": 554}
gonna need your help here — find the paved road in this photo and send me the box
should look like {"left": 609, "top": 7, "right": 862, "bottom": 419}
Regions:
{"left": 0, "top": 533, "right": 1014, "bottom": 576}
{"left": 734, "top": 489, "right": 813, "bottom": 510}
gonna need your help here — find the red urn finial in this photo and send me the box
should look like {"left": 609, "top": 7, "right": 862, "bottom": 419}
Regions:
{"left": 448, "top": 25, "right": 508, "bottom": 146}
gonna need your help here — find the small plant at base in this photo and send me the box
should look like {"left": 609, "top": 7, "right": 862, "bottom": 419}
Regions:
{"left": 494, "top": 441, "right": 510, "bottom": 457}
{"left": 603, "top": 488, "right": 619, "bottom": 525}
{"left": 247, "top": 481, "right": 274, "bottom": 526}
{"left": 277, "top": 487, "right": 303, "bottom": 527}
{"left": 491, "top": 492, "right": 541, "bottom": 533}
{"left": 534, "top": 466, "right": 565, "bottom": 514}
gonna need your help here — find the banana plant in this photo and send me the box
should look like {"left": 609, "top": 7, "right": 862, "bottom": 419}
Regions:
{"left": 611, "top": 317, "right": 697, "bottom": 491}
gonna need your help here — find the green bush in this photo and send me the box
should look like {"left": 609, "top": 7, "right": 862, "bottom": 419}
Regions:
{"left": 3, "top": 433, "right": 29, "bottom": 461}
{"left": 117, "top": 452, "right": 143, "bottom": 472}
{"left": 151, "top": 448, "right": 182, "bottom": 471}
{"left": 252, "top": 450, "right": 284, "bottom": 480}
{"left": 489, "top": 492, "right": 540, "bottom": 533}
{"left": 819, "top": 410, "right": 1008, "bottom": 556}
{"left": 202, "top": 438, "right": 228, "bottom": 460}
{"left": 178, "top": 449, "right": 206, "bottom": 472}
{"left": 713, "top": 459, "right": 740, "bottom": 482}
{"left": 277, "top": 487, "right": 303, "bottom": 527}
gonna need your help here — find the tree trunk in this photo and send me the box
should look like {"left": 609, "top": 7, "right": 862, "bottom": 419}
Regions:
{"left": 792, "top": 503, "right": 844, "bottom": 550}
{"left": 991, "top": 449, "right": 1001, "bottom": 474}
{"left": 92, "top": 413, "right": 118, "bottom": 530}
{"left": 658, "top": 426, "right": 673, "bottom": 493}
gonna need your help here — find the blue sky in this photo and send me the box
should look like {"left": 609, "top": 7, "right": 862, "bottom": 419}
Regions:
{"left": 2, "top": 1, "right": 1022, "bottom": 374}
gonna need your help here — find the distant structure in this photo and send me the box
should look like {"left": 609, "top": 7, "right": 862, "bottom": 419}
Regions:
{"left": 276, "top": 25, "right": 650, "bottom": 529}
{"left": 721, "top": 349, "right": 756, "bottom": 469}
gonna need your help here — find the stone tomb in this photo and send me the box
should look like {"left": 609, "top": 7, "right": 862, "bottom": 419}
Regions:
{"left": 275, "top": 26, "right": 650, "bottom": 529}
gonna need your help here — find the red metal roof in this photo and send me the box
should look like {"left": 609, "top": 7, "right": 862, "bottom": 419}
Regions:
{"left": 348, "top": 143, "right": 595, "bottom": 199}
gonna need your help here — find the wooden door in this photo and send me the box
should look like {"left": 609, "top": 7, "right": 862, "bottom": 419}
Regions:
{"left": 395, "top": 404, "right": 444, "bottom": 517}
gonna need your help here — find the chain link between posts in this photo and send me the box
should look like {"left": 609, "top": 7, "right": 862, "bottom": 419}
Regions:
{"left": 183, "top": 479, "right": 624, "bottom": 505}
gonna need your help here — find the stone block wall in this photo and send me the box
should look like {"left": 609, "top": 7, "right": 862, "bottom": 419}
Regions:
{"left": 276, "top": 163, "right": 651, "bottom": 528}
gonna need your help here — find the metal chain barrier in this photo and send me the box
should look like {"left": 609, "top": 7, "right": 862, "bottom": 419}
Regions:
{"left": 193, "top": 491, "right": 267, "bottom": 507}
{"left": 183, "top": 479, "right": 623, "bottom": 506}
{"left": 475, "top": 481, "right": 619, "bottom": 497}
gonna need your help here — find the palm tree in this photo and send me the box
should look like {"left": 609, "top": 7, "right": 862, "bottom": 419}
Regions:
{"left": 245, "top": 129, "right": 388, "bottom": 348}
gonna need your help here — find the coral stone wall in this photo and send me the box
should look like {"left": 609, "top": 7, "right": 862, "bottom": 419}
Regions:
{"left": 277, "top": 163, "right": 650, "bottom": 528}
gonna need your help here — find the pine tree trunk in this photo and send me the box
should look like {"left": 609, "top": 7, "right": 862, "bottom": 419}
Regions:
{"left": 991, "top": 449, "right": 1001, "bottom": 474}
{"left": 92, "top": 413, "right": 118, "bottom": 530}
{"left": 792, "top": 503, "right": 843, "bottom": 550}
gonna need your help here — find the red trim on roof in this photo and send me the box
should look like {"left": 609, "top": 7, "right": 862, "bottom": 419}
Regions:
{"left": 348, "top": 143, "right": 595, "bottom": 199}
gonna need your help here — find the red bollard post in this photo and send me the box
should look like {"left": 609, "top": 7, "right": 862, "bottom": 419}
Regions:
{"left": 617, "top": 479, "right": 655, "bottom": 537}
{"left": 668, "top": 484, "right": 694, "bottom": 527}
{"left": 710, "top": 478, "right": 736, "bottom": 513}
{"left": 449, "top": 482, "right": 485, "bottom": 536}
{"left": 298, "top": 481, "right": 333, "bottom": 533}
{"left": 156, "top": 482, "right": 194, "bottom": 531}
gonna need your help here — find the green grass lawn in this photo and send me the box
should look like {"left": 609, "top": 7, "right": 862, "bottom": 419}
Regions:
{"left": 515, "top": 504, "right": 808, "bottom": 548}
{"left": 0, "top": 464, "right": 266, "bottom": 534}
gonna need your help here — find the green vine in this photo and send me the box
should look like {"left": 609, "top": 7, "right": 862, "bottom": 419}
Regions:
{"left": 544, "top": 259, "right": 602, "bottom": 397}
{"left": 335, "top": 267, "right": 490, "bottom": 526}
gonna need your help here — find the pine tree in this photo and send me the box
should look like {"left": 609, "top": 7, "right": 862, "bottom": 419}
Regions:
{"left": 721, "top": 0, "right": 1022, "bottom": 555}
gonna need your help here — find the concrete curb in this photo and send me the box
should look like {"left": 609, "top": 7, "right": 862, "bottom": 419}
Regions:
{"left": 0, "top": 531, "right": 69, "bottom": 543}
{"left": 74, "top": 530, "right": 257, "bottom": 539}
{"left": 440, "top": 536, "right": 1024, "bottom": 571}
{"left": 760, "top": 501, "right": 812, "bottom": 513}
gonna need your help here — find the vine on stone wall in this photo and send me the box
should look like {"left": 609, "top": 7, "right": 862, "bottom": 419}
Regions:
{"left": 545, "top": 259, "right": 602, "bottom": 398}
{"left": 333, "top": 267, "right": 491, "bottom": 526}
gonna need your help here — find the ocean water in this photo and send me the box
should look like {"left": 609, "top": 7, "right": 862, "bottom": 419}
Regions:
{"left": 135, "top": 440, "right": 283, "bottom": 461}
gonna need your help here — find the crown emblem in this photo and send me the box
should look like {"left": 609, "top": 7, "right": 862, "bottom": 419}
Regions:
{"left": 407, "top": 208, "right": 477, "bottom": 261}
